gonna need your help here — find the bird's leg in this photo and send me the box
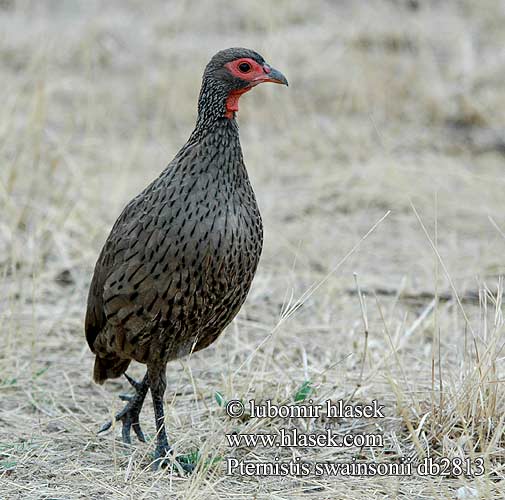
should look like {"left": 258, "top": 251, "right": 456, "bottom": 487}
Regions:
{"left": 147, "top": 364, "right": 171, "bottom": 469}
{"left": 99, "top": 372, "right": 150, "bottom": 444}
{"left": 147, "top": 364, "right": 195, "bottom": 473}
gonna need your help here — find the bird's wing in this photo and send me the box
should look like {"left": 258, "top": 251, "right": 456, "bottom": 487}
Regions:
{"left": 84, "top": 192, "right": 145, "bottom": 352}
{"left": 85, "top": 148, "right": 210, "bottom": 353}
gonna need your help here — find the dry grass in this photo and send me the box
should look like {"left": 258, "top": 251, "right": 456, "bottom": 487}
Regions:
{"left": 1, "top": 0, "right": 505, "bottom": 498}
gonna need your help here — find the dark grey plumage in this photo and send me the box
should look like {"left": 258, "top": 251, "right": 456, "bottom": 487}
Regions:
{"left": 84, "top": 48, "right": 287, "bottom": 469}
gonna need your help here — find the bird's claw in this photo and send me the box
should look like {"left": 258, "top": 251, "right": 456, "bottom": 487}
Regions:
{"left": 98, "top": 375, "right": 147, "bottom": 444}
{"left": 98, "top": 419, "right": 113, "bottom": 434}
{"left": 151, "top": 447, "right": 195, "bottom": 474}
{"left": 175, "top": 458, "right": 196, "bottom": 474}
{"left": 121, "top": 413, "right": 146, "bottom": 443}
{"left": 98, "top": 403, "right": 146, "bottom": 444}
{"left": 125, "top": 373, "right": 143, "bottom": 391}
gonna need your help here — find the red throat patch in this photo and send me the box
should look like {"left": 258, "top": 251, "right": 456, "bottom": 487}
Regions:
{"left": 225, "top": 86, "right": 252, "bottom": 119}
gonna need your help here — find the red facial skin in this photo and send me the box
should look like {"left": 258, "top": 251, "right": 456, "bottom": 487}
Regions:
{"left": 223, "top": 58, "right": 277, "bottom": 119}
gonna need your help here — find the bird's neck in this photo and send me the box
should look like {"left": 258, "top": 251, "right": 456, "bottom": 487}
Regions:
{"left": 179, "top": 116, "right": 246, "bottom": 186}
{"left": 189, "top": 114, "right": 239, "bottom": 145}
{"left": 189, "top": 77, "right": 242, "bottom": 142}
{"left": 189, "top": 118, "right": 242, "bottom": 163}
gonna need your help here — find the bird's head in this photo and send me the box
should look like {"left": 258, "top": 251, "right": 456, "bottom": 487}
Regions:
{"left": 200, "top": 48, "right": 288, "bottom": 120}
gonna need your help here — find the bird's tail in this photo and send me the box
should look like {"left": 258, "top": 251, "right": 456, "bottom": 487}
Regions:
{"left": 93, "top": 356, "right": 131, "bottom": 384}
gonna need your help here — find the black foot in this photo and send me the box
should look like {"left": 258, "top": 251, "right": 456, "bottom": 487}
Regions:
{"left": 151, "top": 445, "right": 196, "bottom": 474}
{"left": 98, "top": 374, "right": 149, "bottom": 444}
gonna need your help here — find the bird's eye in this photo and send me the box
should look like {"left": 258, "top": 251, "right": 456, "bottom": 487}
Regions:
{"left": 238, "top": 62, "right": 252, "bottom": 73}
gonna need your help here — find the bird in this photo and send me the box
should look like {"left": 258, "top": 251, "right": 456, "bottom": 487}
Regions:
{"left": 85, "top": 47, "right": 288, "bottom": 470}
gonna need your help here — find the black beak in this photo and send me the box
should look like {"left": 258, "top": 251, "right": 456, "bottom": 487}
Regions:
{"left": 267, "top": 66, "right": 289, "bottom": 86}
{"left": 255, "top": 64, "right": 289, "bottom": 86}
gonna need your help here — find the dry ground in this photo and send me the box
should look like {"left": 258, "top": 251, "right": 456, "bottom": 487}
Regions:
{"left": 1, "top": 1, "right": 505, "bottom": 498}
